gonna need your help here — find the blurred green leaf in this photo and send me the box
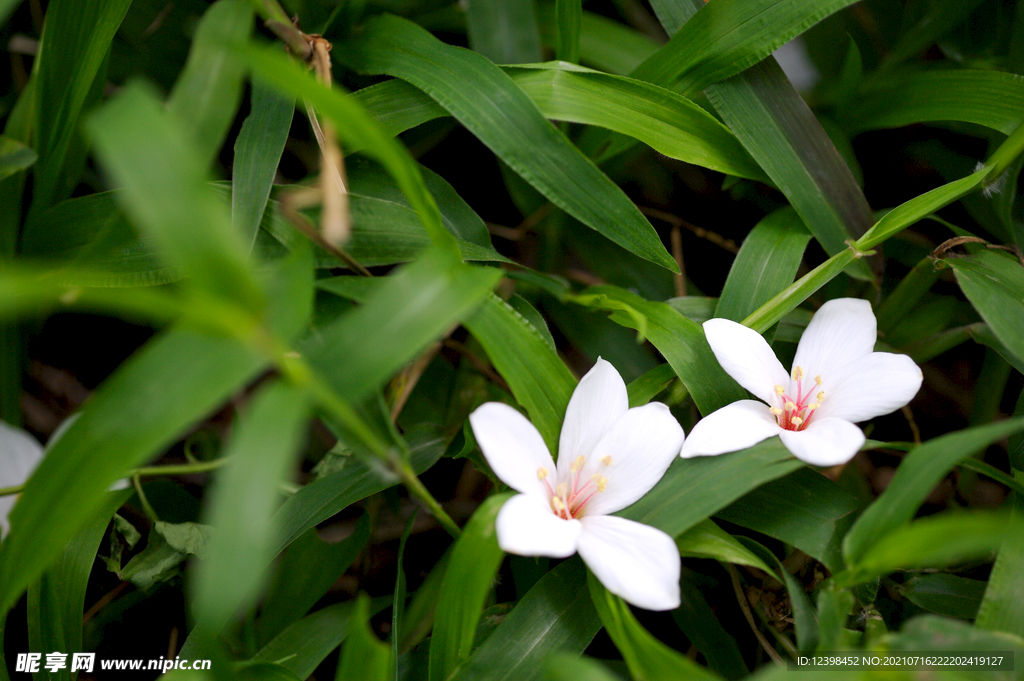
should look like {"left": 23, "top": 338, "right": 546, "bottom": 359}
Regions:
{"left": 466, "top": 0, "right": 542, "bottom": 64}
{"left": 166, "top": 0, "right": 253, "bottom": 168}
{"left": 28, "top": 0, "right": 132, "bottom": 215}
{"left": 675, "top": 519, "right": 774, "bottom": 572}
{"left": 571, "top": 285, "right": 746, "bottom": 416}
{"left": 673, "top": 581, "right": 748, "bottom": 680}
{"left": 88, "top": 83, "right": 263, "bottom": 311}
{"left": 945, "top": 250, "right": 1024, "bottom": 367}
{"left": 553, "top": 0, "right": 581, "bottom": 63}
{"left": 896, "top": 573, "right": 986, "bottom": 619}
{"left": 258, "top": 514, "right": 370, "bottom": 646}
{"left": 715, "top": 207, "right": 811, "bottom": 323}
{"left": 236, "top": 663, "right": 303, "bottom": 681}
{"left": 836, "top": 512, "right": 1015, "bottom": 587}
{"left": 451, "top": 559, "right": 600, "bottom": 681}
{"left": 716, "top": 467, "right": 860, "bottom": 574}
{"left": 0, "top": 328, "right": 265, "bottom": 616}
{"left": 342, "top": 14, "right": 677, "bottom": 272}
{"left": 194, "top": 382, "right": 309, "bottom": 632}
{"left": 0, "top": 136, "right": 35, "bottom": 181}
{"left": 882, "top": 0, "right": 987, "bottom": 68}
{"left": 587, "top": 574, "right": 722, "bottom": 681}
{"left": 541, "top": 654, "right": 622, "bottom": 681}
{"left": 429, "top": 493, "right": 509, "bottom": 681}
{"left": 233, "top": 80, "right": 294, "bottom": 246}
{"left": 882, "top": 614, "right": 1024, "bottom": 668}
{"left": 464, "top": 294, "right": 576, "bottom": 455}
{"left": 337, "top": 595, "right": 392, "bottom": 681}
{"left": 848, "top": 70, "right": 1024, "bottom": 136}
{"left": 737, "top": 537, "right": 819, "bottom": 652}
{"left": 976, "top": 475, "right": 1024, "bottom": 638}
{"left": 537, "top": 3, "right": 658, "bottom": 74}
{"left": 622, "top": 438, "right": 803, "bottom": 538}
{"left": 843, "top": 418, "right": 1024, "bottom": 566}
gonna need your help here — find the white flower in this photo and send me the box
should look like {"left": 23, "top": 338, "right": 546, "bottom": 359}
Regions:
{"left": 469, "top": 359, "right": 685, "bottom": 611}
{"left": 681, "top": 298, "right": 923, "bottom": 466}
{"left": 1, "top": 420, "right": 44, "bottom": 538}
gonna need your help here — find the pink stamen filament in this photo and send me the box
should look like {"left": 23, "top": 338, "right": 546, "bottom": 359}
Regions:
{"left": 773, "top": 367, "right": 823, "bottom": 432}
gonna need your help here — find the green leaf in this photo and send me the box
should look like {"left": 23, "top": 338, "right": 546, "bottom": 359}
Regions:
{"left": 271, "top": 438, "right": 443, "bottom": 558}
{"left": 303, "top": 250, "right": 500, "bottom": 404}
{"left": 553, "top": 0, "right": 581, "bottom": 63}
{"left": 234, "top": 41, "right": 458, "bottom": 257}
{"left": 976, "top": 476, "right": 1024, "bottom": 637}
{"left": 451, "top": 559, "right": 600, "bottom": 681}
{"left": 194, "top": 382, "right": 310, "bottom": 632}
{"left": 464, "top": 294, "right": 576, "bottom": 455}
{"left": 27, "top": 490, "right": 130, "bottom": 681}
{"left": 675, "top": 519, "right": 774, "bottom": 573}
{"left": 337, "top": 595, "right": 392, "bottom": 681}
{"left": 0, "top": 136, "right": 36, "bottom": 181}
{"left": 341, "top": 14, "right": 677, "bottom": 272}
{"left": 29, "top": 0, "right": 132, "bottom": 214}
{"left": 392, "top": 510, "right": 417, "bottom": 679}
{"left": 704, "top": 59, "right": 873, "bottom": 275}
{"left": 119, "top": 520, "right": 213, "bottom": 591}
{"left": 570, "top": 285, "right": 746, "bottom": 416}
{"left": 233, "top": 80, "right": 294, "bottom": 246}
{"left": 537, "top": 3, "right": 659, "bottom": 75}
{"left": 258, "top": 514, "right": 371, "bottom": 646}
{"left": 848, "top": 70, "right": 1024, "bottom": 136}
{"left": 882, "top": 0, "right": 987, "bottom": 68}
{"left": 631, "top": 0, "right": 861, "bottom": 94}
{"left": 236, "top": 663, "right": 303, "bottom": 681}
{"left": 715, "top": 207, "right": 811, "bottom": 322}
{"left": 715, "top": 467, "right": 860, "bottom": 574}
{"left": 843, "top": 418, "right": 1024, "bottom": 566}
{"left": 0, "top": 328, "right": 265, "bottom": 616}
{"left": 541, "top": 654, "right": 622, "bottom": 681}
{"left": 673, "top": 581, "right": 748, "bottom": 680}
{"left": 87, "top": 83, "right": 264, "bottom": 311}
{"left": 945, "top": 250, "right": 1024, "bottom": 367}
{"left": 626, "top": 363, "right": 676, "bottom": 408}
{"left": 896, "top": 573, "right": 986, "bottom": 620}
{"left": 166, "top": 0, "right": 254, "bottom": 168}
{"left": 429, "top": 493, "right": 509, "bottom": 681}
{"left": 882, "top": 615, "right": 1024, "bottom": 666}
{"left": 835, "top": 512, "right": 1015, "bottom": 588}
{"left": 466, "top": 0, "right": 542, "bottom": 64}
{"left": 622, "top": 438, "right": 803, "bottom": 538}
{"left": 737, "top": 537, "right": 819, "bottom": 652}
{"left": 587, "top": 574, "right": 723, "bottom": 681}
{"left": 251, "top": 600, "right": 385, "bottom": 679}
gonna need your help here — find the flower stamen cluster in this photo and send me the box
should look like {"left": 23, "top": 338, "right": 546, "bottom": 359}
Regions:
{"left": 538, "top": 455, "right": 611, "bottom": 519}
{"left": 769, "top": 367, "right": 824, "bottom": 431}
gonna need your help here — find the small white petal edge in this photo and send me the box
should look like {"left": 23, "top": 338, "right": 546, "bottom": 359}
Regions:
{"left": 470, "top": 403, "right": 555, "bottom": 498}
{"left": 680, "top": 400, "right": 781, "bottom": 458}
{"left": 778, "top": 416, "right": 866, "bottom": 466}
{"left": 495, "top": 494, "right": 581, "bottom": 558}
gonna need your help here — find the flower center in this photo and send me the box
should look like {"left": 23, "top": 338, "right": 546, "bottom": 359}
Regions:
{"left": 536, "top": 454, "right": 612, "bottom": 519}
{"left": 770, "top": 366, "right": 824, "bottom": 432}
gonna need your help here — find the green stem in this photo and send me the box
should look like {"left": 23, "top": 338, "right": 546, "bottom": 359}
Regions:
{"left": 0, "top": 458, "right": 232, "bottom": 498}
{"left": 987, "top": 119, "right": 1024, "bottom": 183}
{"left": 132, "top": 474, "right": 159, "bottom": 522}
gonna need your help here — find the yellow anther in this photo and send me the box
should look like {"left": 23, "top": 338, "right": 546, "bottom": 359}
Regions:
{"left": 770, "top": 407, "right": 783, "bottom": 416}
{"left": 785, "top": 401, "right": 797, "bottom": 411}
{"left": 815, "top": 375, "right": 823, "bottom": 386}
{"left": 774, "top": 385, "right": 785, "bottom": 396}
{"left": 807, "top": 402, "right": 820, "bottom": 411}
{"left": 817, "top": 391, "right": 825, "bottom": 402}
{"left": 792, "top": 366, "right": 804, "bottom": 381}
{"left": 537, "top": 467, "right": 549, "bottom": 480}
{"left": 600, "top": 455, "right": 612, "bottom": 466}
{"left": 596, "top": 477, "right": 608, "bottom": 492}
{"left": 555, "top": 483, "right": 568, "bottom": 498}
{"left": 551, "top": 497, "right": 565, "bottom": 512}
{"left": 571, "top": 455, "right": 586, "bottom": 472}
{"left": 791, "top": 416, "right": 804, "bottom": 426}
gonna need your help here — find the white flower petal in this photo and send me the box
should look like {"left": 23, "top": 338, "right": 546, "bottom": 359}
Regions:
{"left": 1, "top": 421, "right": 45, "bottom": 538}
{"left": 814, "top": 352, "right": 923, "bottom": 423}
{"left": 582, "top": 403, "right": 684, "bottom": 516}
{"left": 577, "top": 515, "right": 681, "bottom": 611}
{"left": 778, "top": 417, "right": 865, "bottom": 466}
{"left": 793, "top": 298, "right": 877, "bottom": 379}
{"left": 557, "top": 358, "right": 628, "bottom": 477}
{"left": 680, "top": 400, "right": 782, "bottom": 458}
{"left": 470, "top": 402, "right": 555, "bottom": 497}
{"left": 703, "top": 319, "right": 789, "bottom": 405}
{"left": 495, "top": 494, "right": 581, "bottom": 558}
